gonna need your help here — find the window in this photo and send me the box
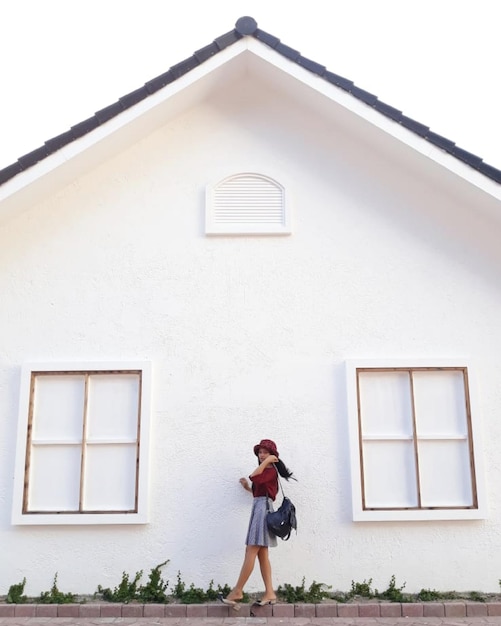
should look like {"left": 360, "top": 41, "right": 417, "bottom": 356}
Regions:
{"left": 12, "top": 362, "right": 151, "bottom": 525}
{"left": 346, "top": 360, "right": 486, "bottom": 521}
{"left": 206, "top": 173, "right": 291, "bottom": 235}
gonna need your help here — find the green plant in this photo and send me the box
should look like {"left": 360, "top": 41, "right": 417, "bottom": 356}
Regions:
{"left": 349, "top": 578, "right": 374, "bottom": 598}
{"left": 97, "top": 570, "right": 143, "bottom": 603}
{"left": 6, "top": 578, "right": 27, "bottom": 604}
{"left": 171, "top": 572, "right": 205, "bottom": 604}
{"left": 138, "top": 560, "right": 170, "bottom": 603}
{"left": 305, "top": 580, "right": 332, "bottom": 603}
{"left": 180, "top": 583, "right": 207, "bottom": 604}
{"left": 468, "top": 590, "right": 486, "bottom": 602}
{"left": 330, "top": 591, "right": 349, "bottom": 603}
{"left": 375, "top": 574, "right": 407, "bottom": 603}
{"left": 205, "top": 580, "right": 232, "bottom": 601}
{"left": 33, "top": 566, "right": 501, "bottom": 606}
{"left": 172, "top": 571, "right": 186, "bottom": 598}
{"left": 277, "top": 577, "right": 331, "bottom": 603}
{"left": 37, "top": 573, "right": 76, "bottom": 604}
{"left": 171, "top": 571, "right": 235, "bottom": 604}
{"left": 417, "top": 588, "right": 459, "bottom": 601}
{"left": 417, "top": 588, "right": 443, "bottom": 601}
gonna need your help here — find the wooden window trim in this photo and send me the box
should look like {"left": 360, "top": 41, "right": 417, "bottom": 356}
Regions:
{"left": 12, "top": 362, "right": 151, "bottom": 526}
{"left": 356, "top": 366, "right": 477, "bottom": 512}
{"left": 347, "top": 359, "right": 487, "bottom": 522}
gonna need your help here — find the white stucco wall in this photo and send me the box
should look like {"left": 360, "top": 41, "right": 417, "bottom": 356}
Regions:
{"left": 1, "top": 76, "right": 501, "bottom": 598}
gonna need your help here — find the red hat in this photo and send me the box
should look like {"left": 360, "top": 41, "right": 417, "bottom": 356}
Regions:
{"left": 253, "top": 439, "right": 279, "bottom": 457}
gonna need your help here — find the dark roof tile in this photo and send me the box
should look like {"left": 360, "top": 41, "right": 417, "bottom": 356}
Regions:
{"left": 44, "top": 130, "right": 77, "bottom": 152}
{"left": 297, "top": 55, "right": 325, "bottom": 76}
{"left": 17, "top": 145, "right": 50, "bottom": 166}
{"left": 373, "top": 101, "right": 403, "bottom": 121}
{"left": 71, "top": 117, "right": 100, "bottom": 139}
{"left": 95, "top": 102, "right": 124, "bottom": 124}
{"left": 349, "top": 86, "right": 378, "bottom": 106}
{"left": 17, "top": 145, "right": 51, "bottom": 169}
{"left": 119, "top": 87, "right": 149, "bottom": 108}
{"left": 275, "top": 42, "right": 301, "bottom": 62}
{"left": 0, "top": 163, "right": 22, "bottom": 185}
{"left": 145, "top": 70, "right": 175, "bottom": 94}
{"left": 170, "top": 56, "right": 200, "bottom": 79}
{"left": 422, "top": 131, "right": 456, "bottom": 152}
{"left": 214, "top": 29, "right": 241, "bottom": 50}
{"left": 324, "top": 71, "right": 354, "bottom": 92}
{"left": 0, "top": 16, "right": 499, "bottom": 188}
{"left": 254, "top": 29, "right": 280, "bottom": 48}
{"left": 480, "top": 163, "right": 501, "bottom": 183}
{"left": 399, "top": 116, "right": 429, "bottom": 137}
{"left": 451, "top": 146, "right": 483, "bottom": 168}
{"left": 194, "top": 42, "right": 220, "bottom": 63}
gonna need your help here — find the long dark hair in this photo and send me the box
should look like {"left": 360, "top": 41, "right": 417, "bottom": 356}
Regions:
{"left": 274, "top": 458, "right": 296, "bottom": 481}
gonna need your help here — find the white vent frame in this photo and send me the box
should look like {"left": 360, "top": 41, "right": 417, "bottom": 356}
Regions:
{"left": 206, "top": 173, "right": 291, "bottom": 235}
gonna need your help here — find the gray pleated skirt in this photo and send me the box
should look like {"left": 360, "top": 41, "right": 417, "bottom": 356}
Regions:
{"left": 245, "top": 496, "right": 278, "bottom": 547}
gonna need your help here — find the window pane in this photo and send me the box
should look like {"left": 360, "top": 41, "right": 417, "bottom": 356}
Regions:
{"left": 83, "top": 444, "right": 137, "bottom": 510}
{"left": 87, "top": 374, "right": 139, "bottom": 440}
{"left": 363, "top": 441, "right": 417, "bottom": 508}
{"left": 28, "top": 445, "right": 81, "bottom": 511}
{"left": 419, "top": 440, "right": 473, "bottom": 506}
{"left": 32, "top": 376, "right": 84, "bottom": 441}
{"left": 358, "top": 371, "right": 413, "bottom": 436}
{"left": 413, "top": 370, "right": 468, "bottom": 436}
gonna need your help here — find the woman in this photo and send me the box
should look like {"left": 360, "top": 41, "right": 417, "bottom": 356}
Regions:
{"left": 220, "top": 438, "right": 295, "bottom": 610}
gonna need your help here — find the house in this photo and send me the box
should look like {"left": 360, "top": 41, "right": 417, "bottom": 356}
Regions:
{"left": 1, "top": 16, "right": 501, "bottom": 598}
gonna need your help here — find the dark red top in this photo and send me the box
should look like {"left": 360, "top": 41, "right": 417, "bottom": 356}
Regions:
{"left": 250, "top": 466, "right": 278, "bottom": 501}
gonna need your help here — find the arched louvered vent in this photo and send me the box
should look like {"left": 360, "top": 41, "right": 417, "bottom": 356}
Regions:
{"left": 206, "top": 173, "right": 290, "bottom": 235}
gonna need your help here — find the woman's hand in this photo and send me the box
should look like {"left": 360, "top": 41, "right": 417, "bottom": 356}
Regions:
{"left": 239, "top": 477, "right": 252, "bottom": 492}
{"left": 264, "top": 455, "right": 278, "bottom": 465}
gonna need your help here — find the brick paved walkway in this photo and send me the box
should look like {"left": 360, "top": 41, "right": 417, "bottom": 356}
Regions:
{"left": 4, "top": 618, "right": 501, "bottom": 625}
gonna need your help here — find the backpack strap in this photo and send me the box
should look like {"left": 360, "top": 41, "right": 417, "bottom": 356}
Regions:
{"left": 274, "top": 463, "right": 287, "bottom": 498}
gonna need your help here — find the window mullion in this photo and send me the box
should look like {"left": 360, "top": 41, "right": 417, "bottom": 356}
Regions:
{"left": 409, "top": 370, "right": 422, "bottom": 508}
{"left": 79, "top": 374, "right": 90, "bottom": 512}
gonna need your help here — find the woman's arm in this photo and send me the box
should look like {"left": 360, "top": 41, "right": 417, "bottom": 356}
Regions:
{"left": 249, "top": 455, "right": 278, "bottom": 478}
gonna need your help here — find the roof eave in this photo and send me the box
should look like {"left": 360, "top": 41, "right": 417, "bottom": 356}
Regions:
{"left": 0, "top": 17, "right": 500, "bottom": 220}
{"left": 0, "top": 40, "right": 253, "bottom": 221}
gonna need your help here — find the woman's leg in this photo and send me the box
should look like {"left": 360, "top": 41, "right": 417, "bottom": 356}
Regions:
{"left": 227, "top": 545, "right": 260, "bottom": 600}
{"left": 257, "top": 547, "right": 276, "bottom": 600}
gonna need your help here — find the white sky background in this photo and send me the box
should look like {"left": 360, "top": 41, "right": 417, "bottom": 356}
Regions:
{"left": 1, "top": 0, "right": 500, "bottom": 171}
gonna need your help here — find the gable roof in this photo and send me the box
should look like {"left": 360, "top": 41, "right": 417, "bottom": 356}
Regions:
{"left": 0, "top": 15, "right": 500, "bottom": 188}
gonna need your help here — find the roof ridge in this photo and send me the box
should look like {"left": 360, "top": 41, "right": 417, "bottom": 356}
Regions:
{"left": 0, "top": 16, "right": 499, "bottom": 186}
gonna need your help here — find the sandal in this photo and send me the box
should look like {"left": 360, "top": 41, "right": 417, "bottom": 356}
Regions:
{"left": 218, "top": 593, "right": 242, "bottom": 611}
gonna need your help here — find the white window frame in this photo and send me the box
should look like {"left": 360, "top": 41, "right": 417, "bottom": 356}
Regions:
{"left": 12, "top": 361, "right": 152, "bottom": 525}
{"left": 346, "top": 359, "right": 487, "bottom": 521}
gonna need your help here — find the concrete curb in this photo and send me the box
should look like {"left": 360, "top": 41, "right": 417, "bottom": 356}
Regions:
{"left": 1, "top": 601, "right": 501, "bottom": 619}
